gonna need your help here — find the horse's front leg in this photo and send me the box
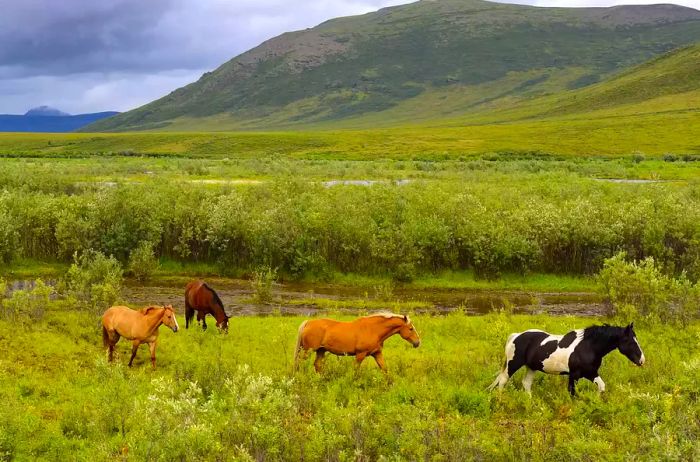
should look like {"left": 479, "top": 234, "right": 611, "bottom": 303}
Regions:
{"left": 568, "top": 375, "right": 578, "bottom": 397}
{"left": 585, "top": 372, "right": 605, "bottom": 393}
{"left": 197, "top": 312, "right": 207, "bottom": 331}
{"left": 128, "top": 341, "right": 141, "bottom": 367}
{"left": 149, "top": 341, "right": 157, "bottom": 370}
{"left": 372, "top": 351, "right": 387, "bottom": 373}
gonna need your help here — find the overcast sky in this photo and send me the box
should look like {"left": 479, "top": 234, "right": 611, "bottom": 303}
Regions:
{"left": 1, "top": 0, "right": 698, "bottom": 115}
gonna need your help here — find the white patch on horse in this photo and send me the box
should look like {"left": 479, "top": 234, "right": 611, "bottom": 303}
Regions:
{"left": 594, "top": 376, "right": 606, "bottom": 392}
{"left": 635, "top": 336, "right": 645, "bottom": 365}
{"left": 173, "top": 314, "right": 180, "bottom": 332}
{"left": 541, "top": 329, "right": 584, "bottom": 374}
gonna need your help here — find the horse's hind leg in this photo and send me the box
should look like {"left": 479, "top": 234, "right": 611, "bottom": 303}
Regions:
{"left": 128, "top": 340, "right": 140, "bottom": 367}
{"left": 522, "top": 368, "right": 536, "bottom": 394}
{"left": 313, "top": 349, "right": 326, "bottom": 373}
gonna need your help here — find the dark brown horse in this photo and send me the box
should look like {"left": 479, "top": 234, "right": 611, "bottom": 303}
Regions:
{"left": 184, "top": 280, "right": 230, "bottom": 332}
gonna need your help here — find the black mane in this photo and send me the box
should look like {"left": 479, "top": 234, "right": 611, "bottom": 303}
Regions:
{"left": 203, "top": 282, "right": 225, "bottom": 312}
{"left": 583, "top": 324, "right": 624, "bottom": 346}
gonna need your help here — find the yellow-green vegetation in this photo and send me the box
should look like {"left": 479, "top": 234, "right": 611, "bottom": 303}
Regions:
{"left": 1, "top": 300, "right": 698, "bottom": 460}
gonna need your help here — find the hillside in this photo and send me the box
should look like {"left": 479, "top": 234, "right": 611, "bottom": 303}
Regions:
{"left": 86, "top": 0, "right": 700, "bottom": 132}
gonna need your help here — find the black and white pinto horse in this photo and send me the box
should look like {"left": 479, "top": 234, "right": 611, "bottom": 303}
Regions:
{"left": 488, "top": 323, "right": 645, "bottom": 396}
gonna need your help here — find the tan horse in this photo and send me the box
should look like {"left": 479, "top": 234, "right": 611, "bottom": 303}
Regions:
{"left": 102, "top": 305, "right": 179, "bottom": 369}
{"left": 294, "top": 312, "right": 420, "bottom": 374}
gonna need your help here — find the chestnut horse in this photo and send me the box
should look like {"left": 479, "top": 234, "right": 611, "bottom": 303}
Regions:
{"left": 184, "top": 280, "right": 230, "bottom": 332}
{"left": 294, "top": 312, "right": 420, "bottom": 374}
{"left": 102, "top": 305, "right": 179, "bottom": 369}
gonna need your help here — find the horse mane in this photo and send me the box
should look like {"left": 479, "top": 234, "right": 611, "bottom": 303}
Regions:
{"left": 141, "top": 305, "right": 162, "bottom": 315}
{"left": 584, "top": 324, "right": 624, "bottom": 343}
{"left": 363, "top": 312, "right": 409, "bottom": 323}
{"left": 203, "top": 283, "right": 226, "bottom": 313}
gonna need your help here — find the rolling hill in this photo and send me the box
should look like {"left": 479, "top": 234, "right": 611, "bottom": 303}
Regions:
{"left": 85, "top": 0, "right": 700, "bottom": 132}
{"left": 0, "top": 108, "right": 119, "bottom": 133}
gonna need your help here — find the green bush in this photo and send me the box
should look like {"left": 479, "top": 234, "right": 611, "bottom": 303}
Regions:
{"left": 0, "top": 279, "right": 53, "bottom": 324}
{"left": 127, "top": 241, "right": 159, "bottom": 282}
{"left": 62, "top": 250, "right": 123, "bottom": 315}
{"left": 0, "top": 204, "right": 19, "bottom": 263}
{"left": 252, "top": 266, "right": 277, "bottom": 304}
{"left": 597, "top": 252, "right": 700, "bottom": 325}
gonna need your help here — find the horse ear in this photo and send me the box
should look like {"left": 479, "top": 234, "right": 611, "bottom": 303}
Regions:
{"left": 625, "top": 322, "right": 634, "bottom": 334}
{"left": 403, "top": 314, "right": 408, "bottom": 322}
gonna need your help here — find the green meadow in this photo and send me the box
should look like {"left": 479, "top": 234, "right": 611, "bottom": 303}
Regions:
{"left": 1, "top": 303, "right": 698, "bottom": 461}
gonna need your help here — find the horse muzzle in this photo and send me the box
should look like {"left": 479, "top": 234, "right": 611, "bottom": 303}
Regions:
{"left": 171, "top": 326, "right": 179, "bottom": 333}
{"left": 412, "top": 339, "right": 421, "bottom": 348}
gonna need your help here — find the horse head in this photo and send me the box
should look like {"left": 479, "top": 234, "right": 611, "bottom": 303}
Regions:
{"left": 618, "top": 322, "right": 644, "bottom": 366}
{"left": 161, "top": 305, "right": 179, "bottom": 333}
{"left": 398, "top": 314, "right": 421, "bottom": 348}
{"left": 216, "top": 315, "right": 230, "bottom": 334}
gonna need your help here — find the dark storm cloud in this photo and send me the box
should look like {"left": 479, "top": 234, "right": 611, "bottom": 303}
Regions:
{"left": 0, "top": 0, "right": 409, "bottom": 78}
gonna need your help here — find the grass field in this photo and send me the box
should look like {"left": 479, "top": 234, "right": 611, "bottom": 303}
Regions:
{"left": 1, "top": 303, "right": 697, "bottom": 461}
{"left": 2, "top": 110, "right": 700, "bottom": 161}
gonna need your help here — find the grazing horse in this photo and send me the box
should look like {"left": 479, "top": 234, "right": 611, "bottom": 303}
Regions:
{"left": 102, "top": 305, "right": 179, "bottom": 369}
{"left": 294, "top": 312, "right": 421, "bottom": 374}
{"left": 488, "top": 323, "right": 645, "bottom": 396}
{"left": 184, "top": 280, "right": 230, "bottom": 332}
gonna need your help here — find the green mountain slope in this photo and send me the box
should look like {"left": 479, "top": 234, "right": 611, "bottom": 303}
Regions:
{"left": 441, "top": 42, "right": 700, "bottom": 124}
{"left": 86, "top": 0, "right": 700, "bottom": 132}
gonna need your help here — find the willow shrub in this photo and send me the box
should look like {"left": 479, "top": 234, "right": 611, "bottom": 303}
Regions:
{"left": 598, "top": 252, "right": 700, "bottom": 325}
{"left": 3, "top": 178, "right": 700, "bottom": 280}
{"left": 61, "top": 250, "right": 123, "bottom": 315}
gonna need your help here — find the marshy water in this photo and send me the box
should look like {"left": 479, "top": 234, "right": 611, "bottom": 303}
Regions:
{"left": 120, "top": 280, "right": 606, "bottom": 317}
{"left": 6, "top": 278, "right": 606, "bottom": 317}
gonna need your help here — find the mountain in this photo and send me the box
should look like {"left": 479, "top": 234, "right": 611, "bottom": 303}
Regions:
{"left": 86, "top": 0, "right": 700, "bottom": 132}
{"left": 0, "top": 111, "right": 119, "bottom": 133}
{"left": 25, "top": 106, "right": 70, "bottom": 117}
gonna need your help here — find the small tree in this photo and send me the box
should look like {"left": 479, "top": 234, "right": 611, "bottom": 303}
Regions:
{"left": 128, "top": 241, "right": 159, "bottom": 282}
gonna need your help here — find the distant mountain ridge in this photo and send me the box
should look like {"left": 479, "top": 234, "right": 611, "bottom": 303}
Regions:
{"left": 85, "top": 0, "right": 700, "bottom": 132}
{"left": 25, "top": 106, "right": 70, "bottom": 117}
{"left": 0, "top": 109, "right": 119, "bottom": 133}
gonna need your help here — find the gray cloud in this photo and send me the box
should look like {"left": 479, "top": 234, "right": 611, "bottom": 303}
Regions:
{"left": 0, "top": 0, "right": 698, "bottom": 114}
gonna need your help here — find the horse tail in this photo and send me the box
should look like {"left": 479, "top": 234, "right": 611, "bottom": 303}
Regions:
{"left": 293, "top": 320, "right": 309, "bottom": 372}
{"left": 102, "top": 325, "right": 110, "bottom": 348}
{"left": 487, "top": 333, "right": 518, "bottom": 391}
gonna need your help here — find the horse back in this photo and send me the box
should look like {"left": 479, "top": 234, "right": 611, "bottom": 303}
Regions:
{"left": 301, "top": 319, "right": 349, "bottom": 351}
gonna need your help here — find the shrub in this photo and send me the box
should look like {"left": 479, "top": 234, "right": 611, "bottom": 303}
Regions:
{"left": 127, "top": 241, "right": 159, "bottom": 282}
{"left": 0, "top": 279, "right": 52, "bottom": 324}
{"left": 597, "top": 252, "right": 700, "bottom": 325}
{"left": 62, "top": 250, "right": 123, "bottom": 315}
{"left": 0, "top": 205, "right": 19, "bottom": 263}
{"left": 252, "top": 266, "right": 277, "bottom": 304}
